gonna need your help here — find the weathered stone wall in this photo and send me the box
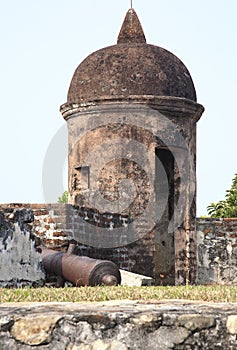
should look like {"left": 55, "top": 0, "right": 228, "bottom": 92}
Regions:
{"left": 0, "top": 204, "right": 156, "bottom": 279}
{"left": 196, "top": 218, "right": 237, "bottom": 285}
{"left": 1, "top": 205, "right": 237, "bottom": 286}
{"left": 0, "top": 204, "right": 132, "bottom": 272}
{"left": 0, "top": 300, "right": 237, "bottom": 349}
{"left": 0, "top": 208, "right": 45, "bottom": 287}
{"left": 63, "top": 100, "right": 202, "bottom": 286}
{"left": 0, "top": 204, "right": 71, "bottom": 250}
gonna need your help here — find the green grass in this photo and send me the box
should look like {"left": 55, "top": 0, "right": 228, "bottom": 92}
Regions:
{"left": 0, "top": 286, "right": 236, "bottom": 303}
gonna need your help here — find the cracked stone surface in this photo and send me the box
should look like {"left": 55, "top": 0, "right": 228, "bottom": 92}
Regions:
{"left": 0, "top": 300, "right": 237, "bottom": 349}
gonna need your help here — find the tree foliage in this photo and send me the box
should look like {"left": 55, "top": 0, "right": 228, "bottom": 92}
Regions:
{"left": 58, "top": 191, "right": 69, "bottom": 203}
{"left": 207, "top": 174, "right": 237, "bottom": 218}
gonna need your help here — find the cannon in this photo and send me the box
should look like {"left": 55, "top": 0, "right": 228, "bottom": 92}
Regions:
{"left": 40, "top": 244, "right": 121, "bottom": 287}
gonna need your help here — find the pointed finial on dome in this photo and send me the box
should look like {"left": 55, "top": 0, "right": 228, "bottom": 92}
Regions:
{"left": 117, "top": 8, "right": 146, "bottom": 44}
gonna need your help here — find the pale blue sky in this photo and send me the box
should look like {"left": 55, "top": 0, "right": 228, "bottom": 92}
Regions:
{"left": 0, "top": 0, "right": 236, "bottom": 215}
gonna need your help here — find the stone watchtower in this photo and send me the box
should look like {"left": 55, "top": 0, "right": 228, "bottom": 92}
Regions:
{"left": 60, "top": 8, "right": 204, "bottom": 285}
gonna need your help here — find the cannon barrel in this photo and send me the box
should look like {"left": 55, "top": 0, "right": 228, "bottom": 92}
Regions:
{"left": 41, "top": 245, "right": 121, "bottom": 287}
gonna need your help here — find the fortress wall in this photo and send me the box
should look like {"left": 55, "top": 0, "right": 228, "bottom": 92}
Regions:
{"left": 196, "top": 218, "right": 237, "bottom": 285}
{"left": 0, "top": 204, "right": 237, "bottom": 286}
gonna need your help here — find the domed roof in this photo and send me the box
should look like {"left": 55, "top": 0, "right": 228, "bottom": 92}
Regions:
{"left": 67, "top": 9, "right": 197, "bottom": 103}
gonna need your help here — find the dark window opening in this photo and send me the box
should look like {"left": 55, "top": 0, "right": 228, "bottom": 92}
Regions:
{"left": 74, "top": 166, "right": 90, "bottom": 191}
{"left": 155, "top": 148, "right": 174, "bottom": 221}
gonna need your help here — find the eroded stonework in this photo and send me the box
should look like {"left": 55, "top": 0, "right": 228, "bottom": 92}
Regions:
{"left": 67, "top": 9, "right": 197, "bottom": 103}
{"left": 1, "top": 205, "right": 236, "bottom": 286}
{"left": 0, "top": 208, "right": 44, "bottom": 287}
{"left": 61, "top": 8, "right": 204, "bottom": 286}
{"left": 197, "top": 218, "right": 237, "bottom": 285}
{"left": 1, "top": 9, "right": 206, "bottom": 287}
{"left": 0, "top": 300, "right": 236, "bottom": 349}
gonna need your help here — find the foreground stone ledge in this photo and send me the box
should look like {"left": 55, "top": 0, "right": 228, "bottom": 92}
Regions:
{"left": 0, "top": 300, "right": 237, "bottom": 349}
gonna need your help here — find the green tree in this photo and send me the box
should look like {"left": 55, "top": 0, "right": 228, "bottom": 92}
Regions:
{"left": 58, "top": 191, "right": 69, "bottom": 203}
{"left": 207, "top": 174, "right": 237, "bottom": 218}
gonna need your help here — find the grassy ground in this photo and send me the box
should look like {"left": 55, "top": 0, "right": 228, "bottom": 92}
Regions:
{"left": 0, "top": 285, "right": 236, "bottom": 303}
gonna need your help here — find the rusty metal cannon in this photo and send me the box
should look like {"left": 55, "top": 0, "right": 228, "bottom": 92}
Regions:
{"left": 40, "top": 244, "right": 121, "bottom": 287}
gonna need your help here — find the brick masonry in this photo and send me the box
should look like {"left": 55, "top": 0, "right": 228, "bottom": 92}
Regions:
{"left": 0, "top": 204, "right": 237, "bottom": 286}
